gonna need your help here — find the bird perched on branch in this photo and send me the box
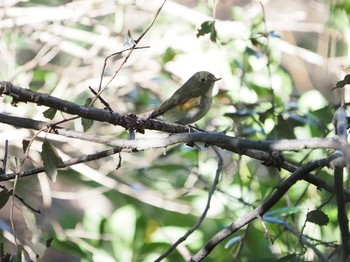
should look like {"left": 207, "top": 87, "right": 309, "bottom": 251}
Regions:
{"left": 150, "top": 71, "right": 221, "bottom": 125}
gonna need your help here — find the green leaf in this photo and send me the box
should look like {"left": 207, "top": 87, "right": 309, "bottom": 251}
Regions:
{"left": 197, "top": 20, "right": 217, "bottom": 43}
{"left": 81, "top": 118, "right": 93, "bottom": 131}
{"left": 82, "top": 210, "right": 105, "bottom": 246}
{"left": 22, "top": 205, "right": 41, "bottom": 241}
{"left": 225, "top": 236, "right": 242, "bottom": 248}
{"left": 106, "top": 205, "right": 137, "bottom": 261}
{"left": 81, "top": 98, "right": 94, "bottom": 131}
{"left": 22, "top": 139, "right": 30, "bottom": 153}
{"left": 43, "top": 108, "right": 57, "bottom": 120}
{"left": 21, "top": 205, "right": 47, "bottom": 257}
{"left": 41, "top": 140, "right": 63, "bottom": 182}
{"left": 306, "top": 210, "right": 329, "bottom": 226}
{"left": 278, "top": 254, "right": 301, "bottom": 261}
{"left": 269, "top": 113, "right": 302, "bottom": 139}
{"left": 162, "top": 47, "right": 177, "bottom": 64}
{"left": 210, "top": 24, "right": 217, "bottom": 42}
{"left": 265, "top": 206, "right": 304, "bottom": 217}
{"left": 0, "top": 189, "right": 13, "bottom": 209}
{"left": 84, "top": 97, "right": 93, "bottom": 106}
{"left": 333, "top": 74, "right": 350, "bottom": 89}
{"left": 335, "top": 2, "right": 350, "bottom": 14}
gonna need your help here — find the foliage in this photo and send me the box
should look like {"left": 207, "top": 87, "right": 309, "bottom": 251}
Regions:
{"left": 0, "top": 0, "right": 349, "bottom": 261}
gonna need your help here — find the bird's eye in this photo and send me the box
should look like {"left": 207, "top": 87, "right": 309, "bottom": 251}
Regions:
{"left": 199, "top": 77, "right": 206, "bottom": 83}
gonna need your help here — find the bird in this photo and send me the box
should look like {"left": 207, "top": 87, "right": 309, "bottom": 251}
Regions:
{"left": 150, "top": 71, "right": 221, "bottom": 125}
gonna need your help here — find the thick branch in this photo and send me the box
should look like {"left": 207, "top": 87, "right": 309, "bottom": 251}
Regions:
{"left": 0, "top": 81, "right": 192, "bottom": 133}
{"left": 1, "top": 113, "right": 348, "bottom": 200}
{"left": 0, "top": 112, "right": 345, "bottom": 152}
{"left": 0, "top": 82, "right": 348, "bottom": 153}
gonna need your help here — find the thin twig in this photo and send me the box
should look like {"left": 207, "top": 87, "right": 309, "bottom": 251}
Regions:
{"left": 155, "top": 146, "right": 223, "bottom": 261}
{"left": 0, "top": 185, "right": 41, "bottom": 214}
{"left": 135, "top": 0, "right": 167, "bottom": 44}
{"left": 94, "top": 46, "right": 150, "bottom": 99}
{"left": 88, "top": 86, "right": 112, "bottom": 113}
{"left": 282, "top": 221, "right": 328, "bottom": 262}
{"left": 10, "top": 172, "right": 20, "bottom": 246}
{"left": 259, "top": 2, "right": 276, "bottom": 134}
{"left": 93, "top": 0, "right": 166, "bottom": 103}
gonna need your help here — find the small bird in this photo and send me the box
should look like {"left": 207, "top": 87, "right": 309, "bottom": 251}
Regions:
{"left": 150, "top": 71, "right": 221, "bottom": 125}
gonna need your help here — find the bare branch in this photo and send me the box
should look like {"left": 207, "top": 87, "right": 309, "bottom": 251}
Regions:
{"left": 0, "top": 147, "right": 121, "bottom": 181}
{"left": 1, "top": 112, "right": 348, "bottom": 203}
{"left": 334, "top": 167, "right": 350, "bottom": 260}
{"left": 0, "top": 81, "right": 191, "bottom": 133}
{"left": 0, "top": 109, "right": 345, "bottom": 153}
{"left": 332, "top": 104, "right": 350, "bottom": 260}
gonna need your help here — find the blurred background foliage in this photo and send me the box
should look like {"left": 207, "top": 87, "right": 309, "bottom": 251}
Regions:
{"left": 0, "top": 0, "right": 349, "bottom": 261}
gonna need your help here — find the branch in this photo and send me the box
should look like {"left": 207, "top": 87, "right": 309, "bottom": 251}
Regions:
{"left": 332, "top": 103, "right": 350, "bottom": 260}
{"left": 189, "top": 153, "right": 341, "bottom": 262}
{"left": 0, "top": 110, "right": 345, "bottom": 152}
{"left": 334, "top": 167, "right": 350, "bottom": 260}
{"left": 0, "top": 148, "right": 121, "bottom": 181}
{"left": 0, "top": 81, "right": 192, "bottom": 133}
{"left": 1, "top": 113, "right": 349, "bottom": 199}
{"left": 0, "top": 82, "right": 347, "bottom": 153}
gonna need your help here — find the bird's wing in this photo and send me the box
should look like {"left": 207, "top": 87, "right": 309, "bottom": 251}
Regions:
{"left": 151, "top": 92, "right": 191, "bottom": 118}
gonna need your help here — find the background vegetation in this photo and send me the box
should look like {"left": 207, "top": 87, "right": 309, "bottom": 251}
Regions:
{"left": 0, "top": 0, "right": 349, "bottom": 261}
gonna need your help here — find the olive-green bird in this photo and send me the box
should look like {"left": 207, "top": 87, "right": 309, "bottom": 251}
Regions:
{"left": 150, "top": 71, "right": 221, "bottom": 125}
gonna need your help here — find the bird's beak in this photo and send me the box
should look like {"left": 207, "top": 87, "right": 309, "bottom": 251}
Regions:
{"left": 214, "top": 77, "right": 221, "bottom": 82}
